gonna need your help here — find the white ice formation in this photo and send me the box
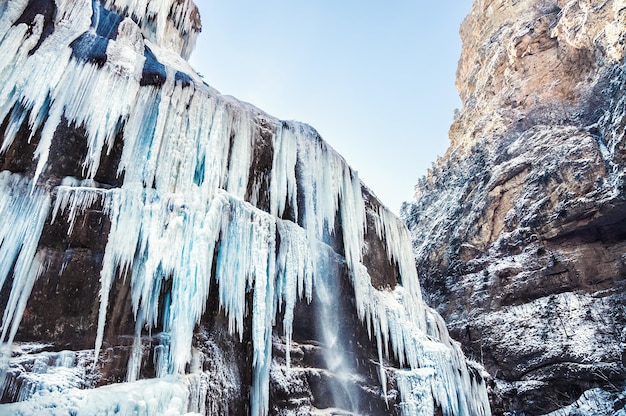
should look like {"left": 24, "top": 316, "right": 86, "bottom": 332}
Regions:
{"left": 0, "top": 1, "right": 491, "bottom": 415}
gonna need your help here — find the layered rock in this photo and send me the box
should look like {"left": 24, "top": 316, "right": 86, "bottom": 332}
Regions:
{"left": 402, "top": 0, "right": 626, "bottom": 414}
{"left": 0, "top": 1, "right": 491, "bottom": 415}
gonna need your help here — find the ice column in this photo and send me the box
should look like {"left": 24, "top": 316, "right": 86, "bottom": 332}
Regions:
{"left": 0, "top": 173, "right": 50, "bottom": 346}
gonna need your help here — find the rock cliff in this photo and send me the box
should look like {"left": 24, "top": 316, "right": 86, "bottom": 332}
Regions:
{"left": 402, "top": 0, "right": 626, "bottom": 414}
{"left": 0, "top": 0, "right": 490, "bottom": 415}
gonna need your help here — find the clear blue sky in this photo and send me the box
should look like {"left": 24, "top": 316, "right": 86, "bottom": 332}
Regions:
{"left": 189, "top": 1, "right": 473, "bottom": 213}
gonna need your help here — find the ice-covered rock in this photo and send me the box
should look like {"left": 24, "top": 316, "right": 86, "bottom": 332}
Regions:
{"left": 0, "top": 1, "right": 490, "bottom": 415}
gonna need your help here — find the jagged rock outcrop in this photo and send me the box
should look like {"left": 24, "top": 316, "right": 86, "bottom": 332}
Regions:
{"left": 402, "top": 0, "right": 626, "bottom": 414}
{"left": 0, "top": 0, "right": 491, "bottom": 415}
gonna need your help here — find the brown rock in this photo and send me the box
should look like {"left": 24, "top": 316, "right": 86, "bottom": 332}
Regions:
{"left": 403, "top": 0, "right": 626, "bottom": 414}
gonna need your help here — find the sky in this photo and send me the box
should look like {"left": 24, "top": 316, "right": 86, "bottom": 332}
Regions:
{"left": 189, "top": 1, "right": 473, "bottom": 213}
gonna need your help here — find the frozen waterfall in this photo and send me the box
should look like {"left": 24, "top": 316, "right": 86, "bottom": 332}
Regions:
{"left": 0, "top": 1, "right": 491, "bottom": 415}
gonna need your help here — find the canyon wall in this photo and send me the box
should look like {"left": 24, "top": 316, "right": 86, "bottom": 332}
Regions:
{"left": 402, "top": 0, "right": 626, "bottom": 414}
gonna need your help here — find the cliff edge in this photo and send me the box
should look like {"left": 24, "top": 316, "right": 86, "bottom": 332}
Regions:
{"left": 402, "top": 0, "right": 626, "bottom": 414}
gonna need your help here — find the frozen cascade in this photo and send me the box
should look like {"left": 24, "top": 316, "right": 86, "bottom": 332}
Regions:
{"left": 0, "top": 1, "right": 491, "bottom": 415}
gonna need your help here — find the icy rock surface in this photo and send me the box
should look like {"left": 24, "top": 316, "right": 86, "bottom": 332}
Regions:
{"left": 0, "top": 0, "right": 490, "bottom": 415}
{"left": 402, "top": 0, "right": 626, "bottom": 414}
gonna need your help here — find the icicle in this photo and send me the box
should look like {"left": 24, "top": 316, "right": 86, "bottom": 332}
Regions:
{"left": 221, "top": 105, "right": 253, "bottom": 199}
{"left": 269, "top": 123, "right": 298, "bottom": 220}
{"left": 375, "top": 203, "right": 425, "bottom": 325}
{"left": 275, "top": 220, "right": 313, "bottom": 368}
{"left": 125, "top": 334, "right": 144, "bottom": 382}
{"left": 162, "top": 192, "right": 224, "bottom": 374}
{"left": 274, "top": 121, "right": 367, "bottom": 280}
{"left": 0, "top": 0, "right": 149, "bottom": 187}
{"left": 94, "top": 185, "right": 140, "bottom": 362}
{"left": 0, "top": 174, "right": 50, "bottom": 345}
{"left": 0, "top": 251, "right": 47, "bottom": 345}
{"left": 396, "top": 369, "right": 436, "bottom": 416}
{"left": 52, "top": 179, "right": 110, "bottom": 234}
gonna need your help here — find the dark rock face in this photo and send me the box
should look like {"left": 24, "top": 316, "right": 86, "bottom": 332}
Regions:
{"left": 402, "top": 0, "right": 626, "bottom": 414}
{"left": 0, "top": 1, "right": 490, "bottom": 415}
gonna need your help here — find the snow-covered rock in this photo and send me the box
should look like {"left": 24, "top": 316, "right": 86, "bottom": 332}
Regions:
{"left": 402, "top": 0, "right": 626, "bottom": 414}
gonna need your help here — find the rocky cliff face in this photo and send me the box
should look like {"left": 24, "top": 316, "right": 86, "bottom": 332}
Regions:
{"left": 402, "top": 0, "right": 626, "bottom": 414}
{"left": 0, "top": 1, "right": 491, "bottom": 415}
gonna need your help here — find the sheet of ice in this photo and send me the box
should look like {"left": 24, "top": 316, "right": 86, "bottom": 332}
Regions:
{"left": 0, "top": 374, "right": 203, "bottom": 416}
{"left": 0, "top": 347, "right": 93, "bottom": 403}
{"left": 396, "top": 368, "right": 436, "bottom": 416}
